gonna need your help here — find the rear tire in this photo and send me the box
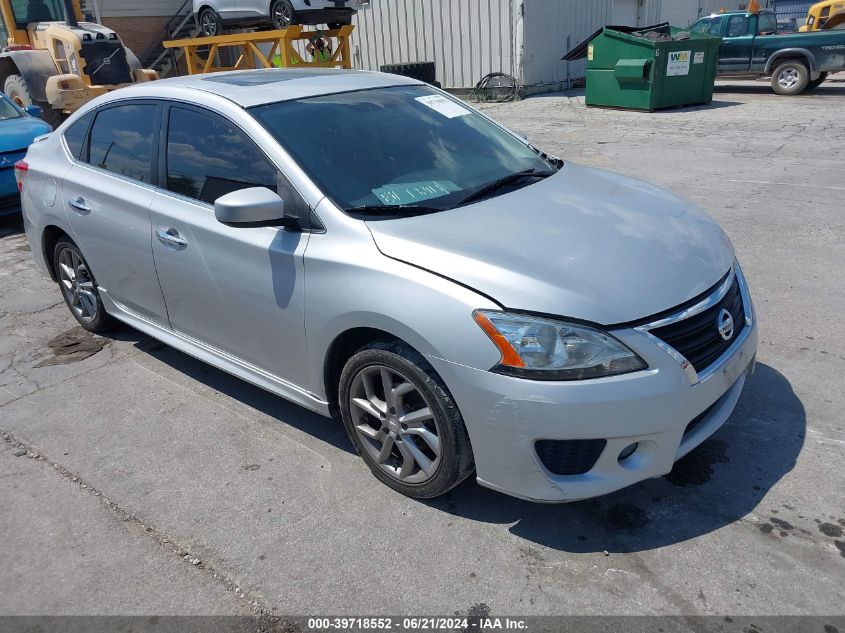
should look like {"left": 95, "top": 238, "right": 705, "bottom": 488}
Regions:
{"left": 53, "top": 238, "right": 114, "bottom": 333}
{"left": 771, "top": 60, "right": 809, "bottom": 95}
{"left": 3, "top": 74, "right": 63, "bottom": 128}
{"left": 198, "top": 7, "right": 221, "bottom": 37}
{"left": 806, "top": 72, "right": 828, "bottom": 90}
{"left": 338, "top": 340, "right": 474, "bottom": 499}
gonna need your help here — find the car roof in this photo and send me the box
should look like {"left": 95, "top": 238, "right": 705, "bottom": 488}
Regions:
{"left": 130, "top": 68, "right": 423, "bottom": 108}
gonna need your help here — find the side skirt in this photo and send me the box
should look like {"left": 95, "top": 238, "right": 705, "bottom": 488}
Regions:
{"left": 100, "top": 291, "right": 332, "bottom": 418}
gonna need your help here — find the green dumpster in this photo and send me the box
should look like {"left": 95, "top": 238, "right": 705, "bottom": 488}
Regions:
{"left": 563, "top": 24, "right": 721, "bottom": 111}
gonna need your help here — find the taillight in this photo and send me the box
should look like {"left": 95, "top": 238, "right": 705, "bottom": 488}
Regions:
{"left": 14, "top": 160, "right": 28, "bottom": 192}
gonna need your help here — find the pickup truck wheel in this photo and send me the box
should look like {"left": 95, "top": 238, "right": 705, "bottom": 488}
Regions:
{"left": 771, "top": 60, "right": 809, "bottom": 95}
{"left": 806, "top": 72, "right": 828, "bottom": 91}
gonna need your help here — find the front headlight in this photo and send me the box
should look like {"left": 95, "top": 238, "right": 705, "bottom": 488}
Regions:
{"left": 473, "top": 310, "right": 646, "bottom": 380}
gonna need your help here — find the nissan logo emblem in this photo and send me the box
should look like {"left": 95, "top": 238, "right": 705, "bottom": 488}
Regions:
{"left": 717, "top": 309, "right": 734, "bottom": 342}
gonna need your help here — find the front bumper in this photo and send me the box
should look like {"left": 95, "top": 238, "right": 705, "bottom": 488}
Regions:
{"left": 427, "top": 269, "right": 758, "bottom": 503}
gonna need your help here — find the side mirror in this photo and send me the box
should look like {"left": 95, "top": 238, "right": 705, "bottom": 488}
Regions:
{"left": 25, "top": 104, "right": 43, "bottom": 118}
{"left": 214, "top": 187, "right": 286, "bottom": 225}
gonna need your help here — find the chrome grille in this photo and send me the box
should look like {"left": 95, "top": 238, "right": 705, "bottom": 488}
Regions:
{"left": 649, "top": 273, "right": 746, "bottom": 373}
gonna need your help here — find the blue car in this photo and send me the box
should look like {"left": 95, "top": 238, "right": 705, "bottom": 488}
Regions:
{"left": 0, "top": 94, "right": 52, "bottom": 216}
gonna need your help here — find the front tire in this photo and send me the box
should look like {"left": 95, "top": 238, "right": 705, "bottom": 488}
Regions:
{"left": 271, "top": 0, "right": 297, "bottom": 29}
{"left": 53, "top": 238, "right": 113, "bottom": 333}
{"left": 339, "top": 340, "right": 474, "bottom": 499}
{"left": 198, "top": 7, "right": 222, "bottom": 37}
{"left": 771, "top": 60, "right": 809, "bottom": 95}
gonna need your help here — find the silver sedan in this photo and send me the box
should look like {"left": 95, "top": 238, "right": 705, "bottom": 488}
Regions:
{"left": 18, "top": 69, "right": 757, "bottom": 502}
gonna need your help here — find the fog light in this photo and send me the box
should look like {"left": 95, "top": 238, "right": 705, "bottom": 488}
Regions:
{"left": 618, "top": 442, "right": 638, "bottom": 462}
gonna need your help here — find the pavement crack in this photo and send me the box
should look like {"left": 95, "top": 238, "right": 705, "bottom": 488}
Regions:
{"left": 0, "top": 429, "right": 286, "bottom": 628}
{"left": 4, "top": 300, "right": 64, "bottom": 317}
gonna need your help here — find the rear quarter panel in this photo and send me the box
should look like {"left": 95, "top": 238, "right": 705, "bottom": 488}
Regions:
{"left": 757, "top": 31, "right": 845, "bottom": 72}
{"left": 21, "top": 133, "right": 76, "bottom": 277}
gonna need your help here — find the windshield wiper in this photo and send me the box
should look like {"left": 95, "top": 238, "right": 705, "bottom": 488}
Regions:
{"left": 458, "top": 169, "right": 554, "bottom": 206}
{"left": 345, "top": 204, "right": 443, "bottom": 218}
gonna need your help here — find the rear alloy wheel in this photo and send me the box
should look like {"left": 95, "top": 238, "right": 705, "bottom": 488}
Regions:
{"left": 198, "top": 7, "right": 221, "bottom": 36}
{"left": 54, "top": 238, "right": 113, "bottom": 333}
{"left": 271, "top": 0, "right": 297, "bottom": 29}
{"left": 339, "top": 341, "right": 474, "bottom": 498}
{"left": 771, "top": 60, "right": 809, "bottom": 95}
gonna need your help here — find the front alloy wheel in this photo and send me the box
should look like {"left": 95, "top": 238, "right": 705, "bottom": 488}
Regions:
{"left": 349, "top": 364, "right": 442, "bottom": 483}
{"left": 339, "top": 340, "right": 474, "bottom": 498}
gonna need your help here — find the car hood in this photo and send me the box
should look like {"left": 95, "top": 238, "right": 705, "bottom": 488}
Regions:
{"left": 0, "top": 117, "right": 51, "bottom": 152}
{"left": 366, "top": 163, "right": 735, "bottom": 325}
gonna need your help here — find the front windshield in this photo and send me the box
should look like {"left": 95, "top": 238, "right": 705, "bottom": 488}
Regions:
{"left": 0, "top": 96, "right": 23, "bottom": 120}
{"left": 251, "top": 85, "right": 552, "bottom": 215}
{"left": 11, "top": 0, "right": 66, "bottom": 26}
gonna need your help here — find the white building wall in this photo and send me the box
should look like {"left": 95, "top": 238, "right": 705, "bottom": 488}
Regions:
{"left": 350, "top": 0, "right": 519, "bottom": 90}
{"left": 521, "top": 0, "right": 613, "bottom": 89}
{"left": 640, "top": 0, "right": 663, "bottom": 25}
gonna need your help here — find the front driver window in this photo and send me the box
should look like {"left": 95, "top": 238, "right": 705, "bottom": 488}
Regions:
{"left": 691, "top": 17, "right": 722, "bottom": 36}
{"left": 165, "top": 106, "right": 278, "bottom": 204}
{"left": 727, "top": 15, "right": 750, "bottom": 37}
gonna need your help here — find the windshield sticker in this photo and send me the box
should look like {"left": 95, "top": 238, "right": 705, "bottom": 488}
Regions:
{"left": 415, "top": 95, "right": 471, "bottom": 119}
{"left": 667, "top": 50, "right": 692, "bottom": 76}
{"left": 372, "top": 181, "right": 460, "bottom": 206}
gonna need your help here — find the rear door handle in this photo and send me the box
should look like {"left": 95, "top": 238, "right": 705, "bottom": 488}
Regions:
{"left": 155, "top": 227, "right": 188, "bottom": 249}
{"left": 68, "top": 197, "right": 91, "bottom": 214}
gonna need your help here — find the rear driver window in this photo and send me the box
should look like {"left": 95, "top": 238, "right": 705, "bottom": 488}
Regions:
{"left": 165, "top": 107, "right": 278, "bottom": 204}
{"left": 63, "top": 111, "right": 93, "bottom": 160}
{"left": 87, "top": 104, "right": 156, "bottom": 183}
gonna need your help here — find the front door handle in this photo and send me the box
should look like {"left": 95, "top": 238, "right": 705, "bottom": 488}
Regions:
{"left": 68, "top": 197, "right": 91, "bottom": 214}
{"left": 155, "top": 227, "right": 188, "bottom": 249}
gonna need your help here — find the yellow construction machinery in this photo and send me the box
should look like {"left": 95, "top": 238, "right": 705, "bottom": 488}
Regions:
{"left": 163, "top": 24, "right": 353, "bottom": 75}
{"left": 0, "top": 0, "right": 157, "bottom": 126}
{"left": 800, "top": 0, "right": 845, "bottom": 31}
